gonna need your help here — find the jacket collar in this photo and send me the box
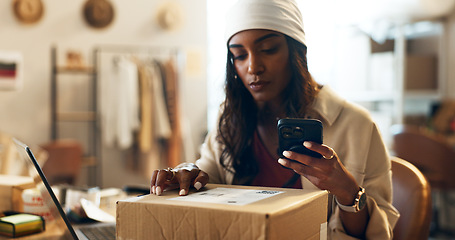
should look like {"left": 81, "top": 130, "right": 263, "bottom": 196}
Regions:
{"left": 310, "top": 85, "right": 344, "bottom": 127}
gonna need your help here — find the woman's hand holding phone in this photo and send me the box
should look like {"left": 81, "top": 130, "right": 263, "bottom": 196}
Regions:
{"left": 277, "top": 119, "right": 360, "bottom": 205}
{"left": 277, "top": 118, "right": 323, "bottom": 160}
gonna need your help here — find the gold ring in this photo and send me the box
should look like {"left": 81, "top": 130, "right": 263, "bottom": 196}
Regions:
{"left": 323, "top": 148, "right": 335, "bottom": 160}
{"left": 167, "top": 168, "right": 175, "bottom": 181}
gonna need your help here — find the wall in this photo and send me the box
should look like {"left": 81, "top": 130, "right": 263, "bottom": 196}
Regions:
{"left": 0, "top": 0, "right": 207, "bottom": 188}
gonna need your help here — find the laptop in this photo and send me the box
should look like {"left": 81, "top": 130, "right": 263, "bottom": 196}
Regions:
{"left": 13, "top": 138, "right": 116, "bottom": 240}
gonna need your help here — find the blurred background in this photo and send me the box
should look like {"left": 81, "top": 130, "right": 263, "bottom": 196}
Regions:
{"left": 1, "top": 0, "right": 455, "bottom": 237}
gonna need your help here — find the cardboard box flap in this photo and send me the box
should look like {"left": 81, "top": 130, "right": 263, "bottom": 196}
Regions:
{"left": 0, "top": 175, "right": 35, "bottom": 198}
{"left": 119, "top": 184, "right": 327, "bottom": 215}
{"left": 0, "top": 175, "right": 35, "bottom": 187}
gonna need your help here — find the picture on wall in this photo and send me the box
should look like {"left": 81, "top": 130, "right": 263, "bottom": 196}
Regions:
{"left": 0, "top": 51, "right": 23, "bottom": 91}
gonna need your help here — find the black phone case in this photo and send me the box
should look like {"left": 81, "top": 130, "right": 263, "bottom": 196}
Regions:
{"left": 277, "top": 118, "right": 323, "bottom": 159}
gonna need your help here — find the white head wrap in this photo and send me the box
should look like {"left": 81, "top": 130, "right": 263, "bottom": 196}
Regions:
{"left": 225, "top": 0, "right": 306, "bottom": 46}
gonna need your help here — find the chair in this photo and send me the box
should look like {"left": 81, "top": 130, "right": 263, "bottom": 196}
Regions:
{"left": 391, "top": 124, "right": 455, "bottom": 235}
{"left": 40, "top": 139, "right": 83, "bottom": 185}
{"left": 391, "top": 124, "right": 455, "bottom": 190}
{"left": 391, "top": 157, "right": 432, "bottom": 240}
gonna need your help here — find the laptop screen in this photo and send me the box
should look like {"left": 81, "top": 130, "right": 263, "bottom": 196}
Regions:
{"left": 14, "top": 138, "right": 78, "bottom": 239}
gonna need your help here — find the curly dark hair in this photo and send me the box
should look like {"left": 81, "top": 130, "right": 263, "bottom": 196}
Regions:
{"left": 217, "top": 35, "right": 319, "bottom": 183}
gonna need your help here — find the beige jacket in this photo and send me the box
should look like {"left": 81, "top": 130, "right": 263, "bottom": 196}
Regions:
{"left": 195, "top": 86, "right": 400, "bottom": 239}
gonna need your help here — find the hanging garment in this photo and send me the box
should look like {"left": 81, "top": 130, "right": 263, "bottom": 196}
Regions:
{"left": 162, "top": 58, "right": 183, "bottom": 167}
{"left": 148, "top": 61, "right": 172, "bottom": 142}
{"left": 134, "top": 60, "right": 172, "bottom": 175}
{"left": 102, "top": 56, "right": 140, "bottom": 149}
{"left": 137, "top": 60, "right": 153, "bottom": 152}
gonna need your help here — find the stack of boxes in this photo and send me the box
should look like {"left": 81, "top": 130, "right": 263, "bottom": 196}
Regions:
{"left": 0, "top": 175, "right": 35, "bottom": 212}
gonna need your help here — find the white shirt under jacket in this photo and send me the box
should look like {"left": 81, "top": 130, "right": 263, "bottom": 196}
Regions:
{"left": 195, "top": 85, "right": 400, "bottom": 240}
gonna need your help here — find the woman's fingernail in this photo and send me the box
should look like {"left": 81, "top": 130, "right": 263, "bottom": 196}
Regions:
{"left": 282, "top": 151, "right": 291, "bottom": 158}
{"left": 194, "top": 182, "right": 202, "bottom": 190}
{"left": 156, "top": 186, "right": 162, "bottom": 196}
{"left": 303, "top": 141, "right": 312, "bottom": 148}
{"left": 151, "top": 186, "right": 155, "bottom": 194}
{"left": 278, "top": 158, "right": 287, "bottom": 165}
{"left": 179, "top": 189, "right": 186, "bottom": 196}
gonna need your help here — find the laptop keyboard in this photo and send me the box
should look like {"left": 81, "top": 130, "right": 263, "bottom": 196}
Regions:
{"left": 79, "top": 225, "right": 116, "bottom": 240}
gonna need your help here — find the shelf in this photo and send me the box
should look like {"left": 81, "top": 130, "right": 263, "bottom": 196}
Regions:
{"left": 56, "top": 111, "right": 96, "bottom": 121}
{"left": 55, "top": 66, "right": 94, "bottom": 74}
{"left": 402, "top": 21, "right": 443, "bottom": 39}
{"left": 51, "top": 46, "right": 99, "bottom": 186}
{"left": 82, "top": 156, "right": 97, "bottom": 167}
{"left": 403, "top": 90, "right": 441, "bottom": 100}
{"left": 339, "top": 91, "right": 394, "bottom": 103}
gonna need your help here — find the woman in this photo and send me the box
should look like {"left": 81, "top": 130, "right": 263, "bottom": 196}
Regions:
{"left": 150, "top": 0, "right": 399, "bottom": 239}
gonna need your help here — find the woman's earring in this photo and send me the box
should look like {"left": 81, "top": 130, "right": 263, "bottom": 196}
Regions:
{"left": 234, "top": 74, "right": 238, "bottom": 79}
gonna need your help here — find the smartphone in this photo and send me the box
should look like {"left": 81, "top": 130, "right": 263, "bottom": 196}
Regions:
{"left": 277, "top": 118, "right": 323, "bottom": 159}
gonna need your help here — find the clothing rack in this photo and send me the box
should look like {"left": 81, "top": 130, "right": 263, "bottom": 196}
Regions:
{"left": 50, "top": 45, "right": 180, "bottom": 187}
{"left": 93, "top": 45, "right": 180, "bottom": 61}
{"left": 93, "top": 45, "right": 182, "bottom": 185}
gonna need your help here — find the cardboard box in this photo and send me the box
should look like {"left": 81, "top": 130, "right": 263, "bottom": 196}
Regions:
{"left": 117, "top": 184, "right": 328, "bottom": 240}
{"left": 0, "top": 175, "right": 35, "bottom": 212}
{"left": 405, "top": 55, "right": 438, "bottom": 90}
{"left": 370, "top": 38, "right": 395, "bottom": 53}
